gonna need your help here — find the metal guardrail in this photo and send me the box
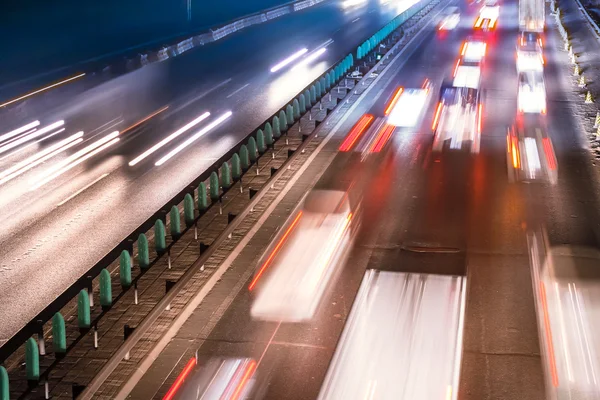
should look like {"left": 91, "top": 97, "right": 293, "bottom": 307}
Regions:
{"left": 568, "top": 0, "right": 600, "bottom": 39}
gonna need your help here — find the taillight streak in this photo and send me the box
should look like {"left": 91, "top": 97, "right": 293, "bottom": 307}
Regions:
{"left": 540, "top": 282, "right": 560, "bottom": 387}
{"left": 163, "top": 357, "right": 197, "bottom": 400}
{"left": 474, "top": 17, "right": 483, "bottom": 28}
{"left": 432, "top": 102, "right": 443, "bottom": 130}
{"left": 542, "top": 138, "right": 557, "bottom": 170}
{"left": 230, "top": 360, "right": 257, "bottom": 400}
{"left": 370, "top": 124, "right": 395, "bottom": 153}
{"left": 384, "top": 87, "right": 404, "bottom": 116}
{"left": 339, "top": 114, "right": 374, "bottom": 151}
{"left": 248, "top": 211, "right": 303, "bottom": 291}
{"left": 511, "top": 137, "right": 520, "bottom": 169}
{"left": 478, "top": 103, "right": 483, "bottom": 134}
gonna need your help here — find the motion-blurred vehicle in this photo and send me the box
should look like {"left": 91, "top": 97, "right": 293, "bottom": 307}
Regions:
{"left": 519, "top": 0, "right": 544, "bottom": 32}
{"left": 318, "top": 270, "right": 467, "bottom": 400}
{"left": 506, "top": 122, "right": 557, "bottom": 184}
{"left": 249, "top": 189, "right": 360, "bottom": 322}
{"left": 170, "top": 358, "right": 263, "bottom": 400}
{"left": 459, "top": 37, "right": 487, "bottom": 68}
{"left": 474, "top": 0, "right": 499, "bottom": 30}
{"left": 516, "top": 31, "right": 544, "bottom": 72}
{"left": 439, "top": 6, "right": 461, "bottom": 30}
{"left": 517, "top": 70, "right": 546, "bottom": 114}
{"left": 528, "top": 240, "right": 600, "bottom": 400}
{"left": 386, "top": 82, "right": 432, "bottom": 128}
{"left": 432, "top": 68, "right": 483, "bottom": 153}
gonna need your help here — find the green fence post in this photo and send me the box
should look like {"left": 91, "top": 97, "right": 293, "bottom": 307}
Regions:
{"left": 265, "top": 128, "right": 274, "bottom": 147}
{"left": 286, "top": 104, "right": 294, "bottom": 125}
{"left": 240, "top": 145, "right": 250, "bottom": 170}
{"left": 279, "top": 110, "right": 288, "bottom": 132}
{"left": 25, "top": 338, "right": 39, "bottom": 383}
{"left": 0, "top": 366, "right": 8, "bottom": 400}
{"left": 271, "top": 116, "right": 280, "bottom": 138}
{"left": 221, "top": 162, "right": 232, "bottom": 189}
{"left": 304, "top": 89, "right": 312, "bottom": 107}
{"left": 52, "top": 312, "right": 67, "bottom": 355}
{"left": 293, "top": 99, "right": 301, "bottom": 120}
{"left": 264, "top": 122, "right": 273, "bottom": 143}
{"left": 325, "top": 72, "right": 332, "bottom": 90}
{"left": 170, "top": 205, "right": 181, "bottom": 239}
{"left": 137, "top": 233, "right": 149, "bottom": 269}
{"left": 232, "top": 153, "right": 242, "bottom": 180}
{"left": 256, "top": 130, "right": 266, "bottom": 154}
{"left": 154, "top": 219, "right": 167, "bottom": 254}
{"left": 77, "top": 289, "right": 90, "bottom": 330}
{"left": 248, "top": 137, "right": 258, "bottom": 162}
{"left": 299, "top": 94, "right": 307, "bottom": 114}
{"left": 198, "top": 182, "right": 208, "bottom": 212}
{"left": 315, "top": 81, "right": 322, "bottom": 99}
{"left": 209, "top": 172, "right": 220, "bottom": 202}
{"left": 310, "top": 85, "right": 317, "bottom": 104}
{"left": 349, "top": 54, "right": 354, "bottom": 67}
{"left": 119, "top": 250, "right": 132, "bottom": 289}
{"left": 184, "top": 193, "right": 195, "bottom": 227}
{"left": 99, "top": 269, "right": 112, "bottom": 309}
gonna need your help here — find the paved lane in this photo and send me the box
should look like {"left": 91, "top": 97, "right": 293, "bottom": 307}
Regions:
{"left": 0, "top": 0, "right": 428, "bottom": 344}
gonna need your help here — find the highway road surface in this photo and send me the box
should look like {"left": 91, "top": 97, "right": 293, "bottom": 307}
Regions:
{"left": 125, "top": 0, "right": 600, "bottom": 397}
{"left": 0, "top": 0, "right": 429, "bottom": 345}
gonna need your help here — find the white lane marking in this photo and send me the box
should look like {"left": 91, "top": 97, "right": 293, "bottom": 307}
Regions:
{"left": 170, "top": 79, "right": 232, "bottom": 114}
{"left": 352, "top": 17, "right": 361, "bottom": 22}
{"left": 226, "top": 83, "right": 251, "bottom": 99}
{"left": 88, "top": 116, "right": 123, "bottom": 135}
{"left": 57, "top": 173, "right": 109, "bottom": 206}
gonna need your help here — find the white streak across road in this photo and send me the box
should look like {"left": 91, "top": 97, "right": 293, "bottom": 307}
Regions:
{"left": 0, "top": 132, "right": 84, "bottom": 185}
{"left": 155, "top": 111, "right": 233, "bottom": 166}
{"left": 0, "top": 121, "right": 40, "bottom": 144}
{"left": 128, "top": 112, "right": 210, "bottom": 166}
{"left": 0, "top": 121, "right": 64, "bottom": 156}
{"left": 226, "top": 83, "right": 251, "bottom": 99}
{"left": 57, "top": 173, "right": 109, "bottom": 206}
{"left": 31, "top": 131, "right": 120, "bottom": 190}
{"left": 270, "top": 48, "right": 309, "bottom": 72}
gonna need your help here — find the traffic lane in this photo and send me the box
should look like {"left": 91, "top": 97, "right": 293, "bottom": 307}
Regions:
{"left": 0, "top": 0, "right": 414, "bottom": 252}
{"left": 532, "top": 15, "right": 600, "bottom": 247}
{"left": 0, "top": 0, "right": 399, "bottom": 133}
{"left": 148, "top": 13, "right": 465, "bottom": 397}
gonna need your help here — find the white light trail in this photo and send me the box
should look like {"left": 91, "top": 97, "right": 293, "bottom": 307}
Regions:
{"left": 129, "top": 112, "right": 211, "bottom": 166}
{"left": 292, "top": 48, "right": 327, "bottom": 71}
{"left": 0, "top": 121, "right": 64, "bottom": 156}
{"left": 0, "top": 132, "right": 84, "bottom": 185}
{"left": 270, "top": 48, "right": 309, "bottom": 73}
{"left": 31, "top": 134, "right": 120, "bottom": 190}
{"left": 0, "top": 73, "right": 86, "bottom": 109}
{"left": 156, "top": 111, "right": 233, "bottom": 166}
{"left": 0, "top": 121, "right": 40, "bottom": 144}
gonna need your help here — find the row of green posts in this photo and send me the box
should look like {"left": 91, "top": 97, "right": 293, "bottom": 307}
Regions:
{"left": 1, "top": 9, "right": 425, "bottom": 394}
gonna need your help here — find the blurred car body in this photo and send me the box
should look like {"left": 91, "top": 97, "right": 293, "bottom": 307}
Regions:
{"left": 529, "top": 241, "right": 600, "bottom": 400}
{"left": 387, "top": 85, "right": 431, "bottom": 128}
{"left": 439, "top": 6, "right": 461, "bottom": 30}
{"left": 250, "top": 189, "right": 359, "bottom": 322}
{"left": 433, "top": 68, "right": 483, "bottom": 153}
{"left": 172, "top": 358, "right": 260, "bottom": 400}
{"left": 518, "top": 70, "right": 546, "bottom": 114}
{"left": 318, "top": 270, "right": 466, "bottom": 400}
{"left": 506, "top": 121, "right": 557, "bottom": 184}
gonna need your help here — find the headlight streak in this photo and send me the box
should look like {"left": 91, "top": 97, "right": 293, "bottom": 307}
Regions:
{"left": 0, "top": 73, "right": 85, "bottom": 109}
{"left": 0, "top": 132, "right": 84, "bottom": 185}
{"left": 30, "top": 133, "right": 120, "bottom": 190}
{"left": 291, "top": 48, "right": 327, "bottom": 72}
{"left": 0, "top": 121, "right": 40, "bottom": 144}
{"left": 270, "top": 48, "right": 309, "bottom": 73}
{"left": 155, "top": 111, "right": 233, "bottom": 166}
{"left": 0, "top": 121, "right": 65, "bottom": 156}
{"left": 129, "top": 112, "right": 210, "bottom": 166}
